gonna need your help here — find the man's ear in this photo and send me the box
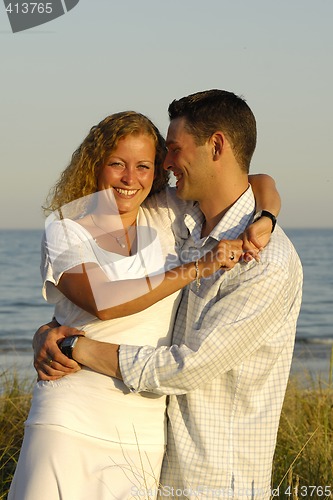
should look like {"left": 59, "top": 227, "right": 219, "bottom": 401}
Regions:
{"left": 210, "top": 132, "right": 224, "bottom": 159}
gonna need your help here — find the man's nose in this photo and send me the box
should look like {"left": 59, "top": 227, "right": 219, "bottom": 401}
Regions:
{"left": 163, "top": 153, "right": 173, "bottom": 171}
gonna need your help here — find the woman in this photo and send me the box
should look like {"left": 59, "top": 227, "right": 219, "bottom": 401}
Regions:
{"left": 9, "top": 111, "right": 280, "bottom": 499}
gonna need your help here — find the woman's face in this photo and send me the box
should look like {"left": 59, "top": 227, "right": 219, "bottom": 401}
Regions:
{"left": 97, "top": 134, "right": 156, "bottom": 216}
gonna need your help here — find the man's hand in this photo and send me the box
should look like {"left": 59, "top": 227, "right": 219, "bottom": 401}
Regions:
{"left": 33, "top": 320, "right": 83, "bottom": 381}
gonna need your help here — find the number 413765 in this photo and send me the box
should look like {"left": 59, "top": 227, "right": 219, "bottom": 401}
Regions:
{"left": 5, "top": 3, "right": 53, "bottom": 14}
{"left": 284, "top": 485, "right": 332, "bottom": 497}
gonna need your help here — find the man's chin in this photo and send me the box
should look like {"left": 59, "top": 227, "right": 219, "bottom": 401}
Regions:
{"left": 175, "top": 187, "right": 186, "bottom": 199}
{"left": 176, "top": 186, "right": 193, "bottom": 201}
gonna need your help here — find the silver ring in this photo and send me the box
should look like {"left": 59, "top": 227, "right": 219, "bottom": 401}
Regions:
{"left": 46, "top": 357, "right": 53, "bottom": 366}
{"left": 230, "top": 252, "right": 235, "bottom": 261}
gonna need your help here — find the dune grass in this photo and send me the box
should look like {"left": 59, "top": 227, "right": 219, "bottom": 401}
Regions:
{"left": 0, "top": 367, "right": 332, "bottom": 499}
{"left": 0, "top": 371, "right": 32, "bottom": 499}
{"left": 271, "top": 370, "right": 333, "bottom": 499}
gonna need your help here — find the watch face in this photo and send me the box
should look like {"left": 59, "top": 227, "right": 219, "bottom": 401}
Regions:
{"left": 59, "top": 336, "right": 80, "bottom": 359}
{"left": 61, "top": 337, "right": 75, "bottom": 348}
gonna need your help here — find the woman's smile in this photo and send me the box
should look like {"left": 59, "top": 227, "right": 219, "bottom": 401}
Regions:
{"left": 97, "top": 133, "right": 156, "bottom": 216}
{"left": 113, "top": 187, "right": 140, "bottom": 198}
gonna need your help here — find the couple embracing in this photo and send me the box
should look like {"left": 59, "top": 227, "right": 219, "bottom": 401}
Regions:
{"left": 9, "top": 89, "right": 302, "bottom": 500}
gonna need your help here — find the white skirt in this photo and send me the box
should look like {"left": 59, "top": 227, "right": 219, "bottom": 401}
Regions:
{"left": 8, "top": 424, "right": 165, "bottom": 500}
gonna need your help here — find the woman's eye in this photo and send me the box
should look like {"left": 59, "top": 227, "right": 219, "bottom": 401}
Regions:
{"left": 109, "top": 162, "right": 125, "bottom": 170}
{"left": 137, "top": 164, "right": 150, "bottom": 170}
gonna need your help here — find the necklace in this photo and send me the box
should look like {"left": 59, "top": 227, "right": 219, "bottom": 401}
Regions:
{"left": 90, "top": 214, "right": 136, "bottom": 252}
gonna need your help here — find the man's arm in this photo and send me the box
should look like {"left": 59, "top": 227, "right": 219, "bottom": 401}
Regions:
{"left": 70, "top": 243, "right": 300, "bottom": 394}
{"left": 35, "top": 239, "right": 244, "bottom": 380}
{"left": 72, "top": 337, "right": 122, "bottom": 379}
{"left": 69, "top": 262, "right": 287, "bottom": 390}
{"left": 117, "top": 256, "right": 296, "bottom": 395}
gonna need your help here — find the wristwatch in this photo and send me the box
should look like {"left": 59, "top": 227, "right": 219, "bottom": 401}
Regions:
{"left": 58, "top": 335, "right": 83, "bottom": 359}
{"left": 253, "top": 210, "right": 277, "bottom": 233}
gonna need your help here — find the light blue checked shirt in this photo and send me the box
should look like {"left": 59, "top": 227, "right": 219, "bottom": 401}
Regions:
{"left": 120, "top": 186, "right": 303, "bottom": 499}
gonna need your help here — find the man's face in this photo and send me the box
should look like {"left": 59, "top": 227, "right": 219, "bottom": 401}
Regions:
{"left": 164, "top": 118, "right": 212, "bottom": 202}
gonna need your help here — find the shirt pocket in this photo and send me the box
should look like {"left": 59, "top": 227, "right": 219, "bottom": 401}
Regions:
{"left": 187, "top": 287, "right": 218, "bottom": 332}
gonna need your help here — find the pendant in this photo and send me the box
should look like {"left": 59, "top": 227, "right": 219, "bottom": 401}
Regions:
{"left": 116, "top": 237, "right": 126, "bottom": 249}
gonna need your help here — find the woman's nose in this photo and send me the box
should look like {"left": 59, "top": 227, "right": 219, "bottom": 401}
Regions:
{"left": 121, "top": 167, "right": 136, "bottom": 185}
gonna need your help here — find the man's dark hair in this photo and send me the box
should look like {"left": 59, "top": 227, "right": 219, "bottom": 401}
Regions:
{"left": 168, "top": 89, "right": 257, "bottom": 173}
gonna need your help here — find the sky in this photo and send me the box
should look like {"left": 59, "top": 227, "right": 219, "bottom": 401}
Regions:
{"left": 0, "top": 0, "right": 332, "bottom": 229}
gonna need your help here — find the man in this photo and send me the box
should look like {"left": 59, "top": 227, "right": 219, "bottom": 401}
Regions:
{"left": 34, "top": 90, "right": 302, "bottom": 499}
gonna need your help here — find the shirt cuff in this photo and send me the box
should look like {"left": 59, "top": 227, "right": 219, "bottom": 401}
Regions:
{"left": 119, "top": 344, "right": 156, "bottom": 393}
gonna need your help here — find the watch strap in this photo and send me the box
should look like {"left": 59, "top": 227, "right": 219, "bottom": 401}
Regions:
{"left": 254, "top": 210, "right": 277, "bottom": 233}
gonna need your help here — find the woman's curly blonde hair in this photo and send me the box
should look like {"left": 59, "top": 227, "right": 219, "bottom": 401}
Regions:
{"left": 43, "top": 111, "right": 169, "bottom": 215}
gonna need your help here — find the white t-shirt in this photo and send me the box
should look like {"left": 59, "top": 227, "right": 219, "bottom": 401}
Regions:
{"left": 27, "top": 188, "right": 189, "bottom": 445}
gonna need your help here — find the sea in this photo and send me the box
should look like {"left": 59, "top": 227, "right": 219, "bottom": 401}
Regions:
{"left": 0, "top": 228, "right": 332, "bottom": 383}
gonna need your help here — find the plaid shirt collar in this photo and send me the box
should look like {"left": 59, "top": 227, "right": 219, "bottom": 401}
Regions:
{"left": 184, "top": 184, "right": 255, "bottom": 246}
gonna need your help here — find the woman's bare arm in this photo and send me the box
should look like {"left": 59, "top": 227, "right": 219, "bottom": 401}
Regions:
{"left": 57, "top": 239, "right": 243, "bottom": 321}
{"left": 249, "top": 173, "right": 281, "bottom": 217}
{"left": 246, "top": 174, "right": 281, "bottom": 254}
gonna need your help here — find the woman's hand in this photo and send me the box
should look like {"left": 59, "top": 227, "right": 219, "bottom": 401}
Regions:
{"left": 199, "top": 239, "right": 244, "bottom": 277}
{"left": 241, "top": 216, "right": 274, "bottom": 262}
